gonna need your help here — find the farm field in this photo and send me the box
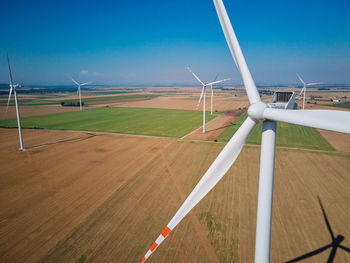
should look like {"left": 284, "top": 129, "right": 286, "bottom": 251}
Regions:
{"left": 184, "top": 110, "right": 244, "bottom": 141}
{"left": 110, "top": 93, "right": 250, "bottom": 111}
{"left": 0, "top": 129, "right": 349, "bottom": 263}
{"left": 0, "top": 107, "right": 219, "bottom": 138}
{"left": 217, "top": 111, "right": 335, "bottom": 151}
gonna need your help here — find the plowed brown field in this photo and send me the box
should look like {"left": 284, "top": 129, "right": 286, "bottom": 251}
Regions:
{"left": 0, "top": 129, "right": 349, "bottom": 263}
{"left": 109, "top": 94, "right": 249, "bottom": 111}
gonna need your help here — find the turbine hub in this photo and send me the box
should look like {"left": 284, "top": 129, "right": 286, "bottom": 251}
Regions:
{"left": 248, "top": 101, "right": 267, "bottom": 121}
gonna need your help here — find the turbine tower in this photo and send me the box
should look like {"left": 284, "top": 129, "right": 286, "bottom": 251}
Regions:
{"left": 210, "top": 73, "right": 219, "bottom": 115}
{"left": 71, "top": 78, "right": 91, "bottom": 110}
{"left": 296, "top": 73, "right": 321, "bottom": 109}
{"left": 186, "top": 66, "right": 229, "bottom": 133}
{"left": 6, "top": 52, "right": 24, "bottom": 151}
{"left": 140, "top": 1, "right": 350, "bottom": 263}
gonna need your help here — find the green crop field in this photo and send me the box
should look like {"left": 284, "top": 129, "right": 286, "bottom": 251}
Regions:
{"left": 59, "top": 94, "right": 159, "bottom": 106}
{"left": 217, "top": 111, "right": 335, "bottom": 151}
{"left": 325, "top": 102, "right": 350, "bottom": 109}
{"left": 0, "top": 94, "right": 159, "bottom": 107}
{"left": 0, "top": 107, "right": 219, "bottom": 138}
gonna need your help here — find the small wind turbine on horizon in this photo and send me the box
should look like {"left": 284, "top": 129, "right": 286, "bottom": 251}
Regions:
{"left": 5, "top": 52, "right": 24, "bottom": 151}
{"left": 296, "top": 73, "right": 322, "bottom": 110}
{"left": 140, "top": 1, "right": 350, "bottom": 263}
{"left": 186, "top": 66, "right": 230, "bottom": 133}
{"left": 71, "top": 78, "right": 91, "bottom": 111}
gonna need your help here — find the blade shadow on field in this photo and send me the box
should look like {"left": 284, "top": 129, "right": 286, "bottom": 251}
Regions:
{"left": 25, "top": 132, "right": 102, "bottom": 150}
{"left": 286, "top": 197, "right": 350, "bottom": 263}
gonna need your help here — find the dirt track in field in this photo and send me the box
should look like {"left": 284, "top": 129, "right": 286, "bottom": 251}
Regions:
{"left": 183, "top": 110, "right": 244, "bottom": 141}
{"left": 0, "top": 129, "right": 349, "bottom": 263}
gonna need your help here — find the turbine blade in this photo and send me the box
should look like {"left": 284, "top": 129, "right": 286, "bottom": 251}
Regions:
{"left": 6, "top": 52, "right": 14, "bottom": 88}
{"left": 6, "top": 86, "right": 13, "bottom": 112}
{"left": 298, "top": 87, "right": 305, "bottom": 97}
{"left": 140, "top": 116, "right": 257, "bottom": 262}
{"left": 327, "top": 246, "right": 337, "bottom": 263}
{"left": 71, "top": 78, "right": 79, "bottom": 86}
{"left": 286, "top": 244, "right": 332, "bottom": 262}
{"left": 263, "top": 108, "right": 350, "bottom": 134}
{"left": 306, "top": 82, "right": 322, "bottom": 86}
{"left": 339, "top": 245, "right": 350, "bottom": 253}
{"left": 296, "top": 73, "right": 306, "bottom": 86}
{"left": 198, "top": 85, "right": 205, "bottom": 104}
{"left": 207, "top": 78, "right": 230, "bottom": 86}
{"left": 213, "top": 73, "right": 219, "bottom": 82}
{"left": 80, "top": 81, "right": 92, "bottom": 86}
{"left": 186, "top": 66, "right": 205, "bottom": 86}
{"left": 318, "top": 197, "right": 335, "bottom": 240}
{"left": 214, "top": 0, "right": 260, "bottom": 104}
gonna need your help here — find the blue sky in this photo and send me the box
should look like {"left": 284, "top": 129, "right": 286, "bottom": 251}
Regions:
{"left": 1, "top": 0, "right": 350, "bottom": 85}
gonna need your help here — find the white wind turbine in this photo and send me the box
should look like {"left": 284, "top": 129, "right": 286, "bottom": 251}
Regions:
{"left": 296, "top": 73, "right": 321, "bottom": 110}
{"left": 6, "top": 52, "right": 24, "bottom": 151}
{"left": 186, "top": 66, "right": 230, "bottom": 133}
{"left": 71, "top": 78, "right": 91, "bottom": 110}
{"left": 140, "top": 1, "right": 350, "bottom": 263}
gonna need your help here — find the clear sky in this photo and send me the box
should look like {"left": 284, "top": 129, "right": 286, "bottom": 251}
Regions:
{"left": 1, "top": 0, "right": 350, "bottom": 85}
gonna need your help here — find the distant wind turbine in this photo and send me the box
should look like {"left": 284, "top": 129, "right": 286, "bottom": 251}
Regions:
{"left": 6, "top": 52, "right": 24, "bottom": 151}
{"left": 296, "top": 73, "right": 322, "bottom": 109}
{"left": 186, "top": 66, "right": 229, "bottom": 133}
{"left": 71, "top": 78, "right": 91, "bottom": 110}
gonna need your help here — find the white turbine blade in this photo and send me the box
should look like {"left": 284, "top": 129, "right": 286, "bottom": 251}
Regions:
{"left": 296, "top": 73, "right": 305, "bottom": 86}
{"left": 298, "top": 87, "right": 305, "bottom": 97}
{"left": 214, "top": 0, "right": 260, "bottom": 105}
{"left": 141, "top": 117, "right": 257, "bottom": 263}
{"left": 207, "top": 78, "right": 230, "bottom": 86}
{"left": 6, "top": 86, "right": 13, "bottom": 112}
{"left": 71, "top": 78, "right": 79, "bottom": 86}
{"left": 197, "top": 85, "right": 205, "bottom": 104}
{"left": 263, "top": 108, "right": 350, "bottom": 134}
{"left": 6, "top": 52, "right": 15, "bottom": 88}
{"left": 80, "top": 81, "right": 92, "bottom": 86}
{"left": 6, "top": 53, "right": 15, "bottom": 113}
{"left": 306, "top": 82, "right": 322, "bottom": 86}
{"left": 186, "top": 66, "right": 205, "bottom": 86}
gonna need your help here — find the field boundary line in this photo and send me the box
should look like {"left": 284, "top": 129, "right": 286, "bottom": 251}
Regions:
{"left": 19, "top": 128, "right": 176, "bottom": 140}
{"left": 177, "top": 139, "right": 350, "bottom": 156}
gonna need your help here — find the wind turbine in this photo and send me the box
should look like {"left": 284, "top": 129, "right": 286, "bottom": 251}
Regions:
{"left": 287, "top": 198, "right": 350, "bottom": 262}
{"left": 140, "top": 1, "right": 350, "bottom": 263}
{"left": 71, "top": 78, "right": 91, "bottom": 110}
{"left": 296, "top": 73, "right": 321, "bottom": 109}
{"left": 210, "top": 73, "right": 219, "bottom": 115}
{"left": 6, "top": 52, "right": 24, "bottom": 151}
{"left": 186, "top": 66, "right": 229, "bottom": 133}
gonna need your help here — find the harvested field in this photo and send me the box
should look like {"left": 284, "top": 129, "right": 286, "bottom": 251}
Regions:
{"left": 109, "top": 94, "right": 250, "bottom": 111}
{"left": 0, "top": 128, "right": 174, "bottom": 262}
{"left": 318, "top": 129, "right": 350, "bottom": 152}
{"left": 1, "top": 129, "right": 349, "bottom": 263}
{"left": 0, "top": 105, "right": 79, "bottom": 120}
{"left": 184, "top": 110, "right": 244, "bottom": 141}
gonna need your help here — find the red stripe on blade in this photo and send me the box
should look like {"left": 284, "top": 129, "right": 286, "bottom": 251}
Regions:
{"left": 161, "top": 226, "right": 172, "bottom": 238}
{"left": 150, "top": 242, "right": 158, "bottom": 252}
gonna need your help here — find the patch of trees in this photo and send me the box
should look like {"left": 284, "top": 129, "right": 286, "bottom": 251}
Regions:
{"left": 61, "top": 101, "right": 84, "bottom": 107}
